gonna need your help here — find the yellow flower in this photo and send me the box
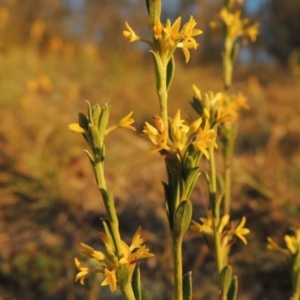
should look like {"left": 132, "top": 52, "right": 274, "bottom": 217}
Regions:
{"left": 123, "top": 21, "right": 141, "bottom": 45}
{"left": 101, "top": 268, "right": 117, "bottom": 292}
{"left": 75, "top": 227, "right": 153, "bottom": 292}
{"left": 143, "top": 110, "right": 215, "bottom": 158}
{"left": 105, "top": 111, "right": 136, "bottom": 134}
{"left": 191, "top": 212, "right": 250, "bottom": 251}
{"left": 193, "top": 120, "right": 218, "bottom": 159}
{"left": 162, "top": 17, "right": 185, "bottom": 47}
{"left": 143, "top": 122, "right": 171, "bottom": 154}
{"left": 74, "top": 257, "right": 103, "bottom": 285}
{"left": 218, "top": 8, "right": 259, "bottom": 44}
{"left": 123, "top": 15, "right": 202, "bottom": 63}
{"left": 232, "top": 216, "right": 250, "bottom": 245}
{"left": 215, "top": 92, "right": 248, "bottom": 124}
{"left": 267, "top": 237, "right": 290, "bottom": 256}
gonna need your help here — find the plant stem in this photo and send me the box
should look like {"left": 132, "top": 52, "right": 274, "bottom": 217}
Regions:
{"left": 122, "top": 283, "right": 136, "bottom": 300}
{"left": 156, "top": 59, "right": 169, "bottom": 131}
{"left": 94, "top": 161, "right": 124, "bottom": 258}
{"left": 172, "top": 235, "right": 183, "bottom": 300}
{"left": 209, "top": 147, "right": 224, "bottom": 276}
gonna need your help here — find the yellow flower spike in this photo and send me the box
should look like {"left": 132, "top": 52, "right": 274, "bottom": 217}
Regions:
{"left": 68, "top": 123, "right": 85, "bottom": 133}
{"left": 233, "top": 216, "right": 250, "bottom": 245}
{"left": 123, "top": 21, "right": 141, "bottom": 45}
{"left": 101, "top": 268, "right": 117, "bottom": 292}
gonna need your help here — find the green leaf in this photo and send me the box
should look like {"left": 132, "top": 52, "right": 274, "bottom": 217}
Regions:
{"left": 173, "top": 200, "right": 193, "bottom": 238}
{"left": 88, "top": 124, "right": 102, "bottom": 153}
{"left": 148, "top": 0, "right": 161, "bottom": 26}
{"left": 150, "top": 50, "right": 164, "bottom": 91}
{"left": 92, "top": 104, "right": 101, "bottom": 129}
{"left": 85, "top": 100, "right": 93, "bottom": 123}
{"left": 183, "top": 271, "right": 192, "bottom": 300}
{"left": 132, "top": 264, "right": 142, "bottom": 300}
{"left": 98, "top": 104, "right": 110, "bottom": 141}
{"left": 190, "top": 97, "right": 204, "bottom": 116}
{"left": 166, "top": 56, "right": 175, "bottom": 91}
{"left": 227, "top": 275, "right": 238, "bottom": 300}
{"left": 78, "top": 112, "right": 89, "bottom": 131}
{"left": 116, "top": 264, "right": 130, "bottom": 289}
{"left": 184, "top": 167, "right": 200, "bottom": 200}
{"left": 231, "top": 43, "right": 239, "bottom": 65}
{"left": 83, "top": 149, "right": 94, "bottom": 164}
{"left": 220, "top": 265, "right": 233, "bottom": 295}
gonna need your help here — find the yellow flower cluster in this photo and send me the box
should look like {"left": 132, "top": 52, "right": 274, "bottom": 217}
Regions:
{"left": 192, "top": 85, "right": 248, "bottom": 125}
{"left": 123, "top": 16, "right": 203, "bottom": 63}
{"left": 68, "top": 111, "right": 135, "bottom": 135}
{"left": 190, "top": 211, "right": 250, "bottom": 252}
{"left": 75, "top": 227, "right": 153, "bottom": 292}
{"left": 143, "top": 110, "right": 217, "bottom": 159}
{"left": 267, "top": 228, "right": 300, "bottom": 258}
{"left": 211, "top": 8, "right": 259, "bottom": 44}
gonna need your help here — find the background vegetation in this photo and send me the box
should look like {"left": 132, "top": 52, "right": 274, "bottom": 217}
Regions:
{"left": 0, "top": 0, "right": 300, "bottom": 299}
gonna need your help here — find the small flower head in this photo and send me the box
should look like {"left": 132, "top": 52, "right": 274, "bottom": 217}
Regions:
{"left": 217, "top": 8, "right": 259, "bottom": 44}
{"left": 123, "top": 14, "right": 202, "bottom": 63}
{"left": 75, "top": 227, "right": 153, "bottom": 293}
{"left": 191, "top": 212, "right": 250, "bottom": 254}
{"left": 143, "top": 110, "right": 216, "bottom": 159}
{"left": 268, "top": 228, "right": 300, "bottom": 258}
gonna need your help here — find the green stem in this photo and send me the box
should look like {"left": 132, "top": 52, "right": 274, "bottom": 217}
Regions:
{"left": 209, "top": 147, "right": 224, "bottom": 275}
{"left": 156, "top": 61, "right": 169, "bottom": 131}
{"left": 121, "top": 283, "right": 136, "bottom": 300}
{"left": 223, "top": 127, "right": 235, "bottom": 216}
{"left": 172, "top": 235, "right": 183, "bottom": 300}
{"left": 94, "top": 161, "right": 124, "bottom": 258}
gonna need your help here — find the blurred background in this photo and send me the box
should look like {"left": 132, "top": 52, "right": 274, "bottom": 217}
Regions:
{"left": 0, "top": 0, "right": 300, "bottom": 299}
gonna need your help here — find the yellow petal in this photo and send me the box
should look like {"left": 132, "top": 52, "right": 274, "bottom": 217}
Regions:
{"left": 68, "top": 123, "right": 85, "bottom": 133}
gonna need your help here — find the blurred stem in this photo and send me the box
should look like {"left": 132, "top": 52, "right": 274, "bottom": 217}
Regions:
{"left": 94, "top": 161, "right": 124, "bottom": 259}
{"left": 156, "top": 60, "right": 169, "bottom": 132}
{"left": 209, "top": 146, "right": 224, "bottom": 275}
{"left": 223, "top": 38, "right": 233, "bottom": 91}
{"left": 172, "top": 235, "right": 183, "bottom": 300}
{"left": 223, "top": 127, "right": 235, "bottom": 216}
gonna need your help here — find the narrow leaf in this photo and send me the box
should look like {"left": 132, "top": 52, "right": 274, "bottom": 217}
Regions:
{"left": 173, "top": 200, "right": 193, "bottom": 238}
{"left": 132, "top": 264, "right": 142, "bottom": 300}
{"left": 183, "top": 271, "right": 192, "bottom": 300}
